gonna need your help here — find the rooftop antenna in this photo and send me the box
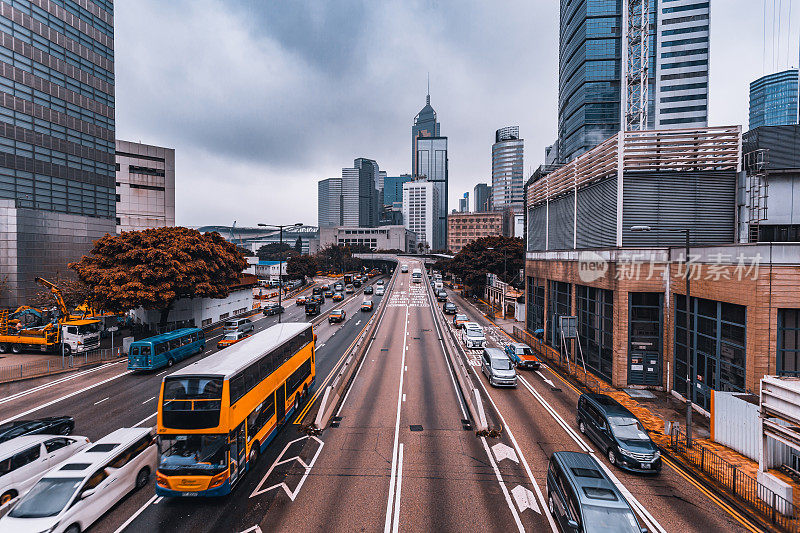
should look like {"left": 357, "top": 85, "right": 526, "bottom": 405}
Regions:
{"left": 427, "top": 72, "right": 430, "bottom": 104}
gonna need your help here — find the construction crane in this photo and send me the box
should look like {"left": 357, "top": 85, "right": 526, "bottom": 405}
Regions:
{"left": 622, "top": 0, "right": 650, "bottom": 131}
{"left": 34, "top": 276, "right": 69, "bottom": 319}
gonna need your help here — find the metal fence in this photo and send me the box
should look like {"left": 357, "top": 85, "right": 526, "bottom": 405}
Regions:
{"left": 0, "top": 348, "right": 121, "bottom": 383}
{"left": 671, "top": 428, "right": 798, "bottom": 531}
{"left": 510, "top": 326, "right": 603, "bottom": 394}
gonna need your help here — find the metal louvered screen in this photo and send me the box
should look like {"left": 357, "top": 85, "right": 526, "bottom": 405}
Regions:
{"left": 548, "top": 192, "right": 575, "bottom": 250}
{"left": 622, "top": 171, "right": 737, "bottom": 246}
{"left": 576, "top": 178, "right": 617, "bottom": 248}
{"left": 527, "top": 205, "right": 547, "bottom": 251}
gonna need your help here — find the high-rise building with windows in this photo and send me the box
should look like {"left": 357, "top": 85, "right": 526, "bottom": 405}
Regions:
{"left": 402, "top": 179, "right": 439, "bottom": 251}
{"left": 491, "top": 126, "right": 524, "bottom": 210}
{"left": 318, "top": 177, "right": 343, "bottom": 228}
{"left": 412, "top": 90, "right": 440, "bottom": 177}
{"left": 749, "top": 69, "right": 799, "bottom": 130}
{"left": 473, "top": 183, "right": 491, "bottom": 212}
{"left": 459, "top": 192, "right": 469, "bottom": 213}
{"left": 654, "top": 0, "right": 710, "bottom": 129}
{"left": 415, "top": 136, "right": 448, "bottom": 249}
{"left": 0, "top": 0, "right": 116, "bottom": 306}
{"left": 384, "top": 174, "right": 413, "bottom": 208}
{"left": 115, "top": 141, "right": 175, "bottom": 233}
{"left": 354, "top": 157, "right": 381, "bottom": 227}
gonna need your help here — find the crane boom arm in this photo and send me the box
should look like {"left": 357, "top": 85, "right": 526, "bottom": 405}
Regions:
{"left": 34, "top": 277, "right": 69, "bottom": 318}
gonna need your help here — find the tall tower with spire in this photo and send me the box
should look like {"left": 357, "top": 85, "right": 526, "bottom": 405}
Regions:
{"left": 412, "top": 80, "right": 440, "bottom": 176}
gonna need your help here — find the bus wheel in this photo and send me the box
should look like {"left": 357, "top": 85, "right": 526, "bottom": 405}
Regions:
{"left": 249, "top": 444, "right": 259, "bottom": 465}
{"left": 167, "top": 358, "right": 174, "bottom": 367}
{"left": 11, "top": 344, "right": 22, "bottom": 354}
{"left": 0, "top": 489, "right": 16, "bottom": 504}
{"left": 0, "top": 343, "right": 8, "bottom": 353}
{"left": 302, "top": 385, "right": 309, "bottom": 399}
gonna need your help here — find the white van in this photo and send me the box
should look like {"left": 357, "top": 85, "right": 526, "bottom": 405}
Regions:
{"left": 0, "top": 427, "right": 156, "bottom": 533}
{"left": 0, "top": 435, "right": 90, "bottom": 505}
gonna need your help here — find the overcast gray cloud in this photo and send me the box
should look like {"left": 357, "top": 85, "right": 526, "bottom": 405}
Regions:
{"left": 114, "top": 1, "right": 798, "bottom": 228}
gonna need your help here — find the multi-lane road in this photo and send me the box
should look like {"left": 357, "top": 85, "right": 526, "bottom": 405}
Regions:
{"left": 0, "top": 262, "right": 768, "bottom": 532}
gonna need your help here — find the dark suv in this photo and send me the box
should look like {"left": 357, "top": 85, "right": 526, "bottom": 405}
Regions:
{"left": 547, "top": 451, "right": 644, "bottom": 532}
{"left": 577, "top": 393, "right": 661, "bottom": 474}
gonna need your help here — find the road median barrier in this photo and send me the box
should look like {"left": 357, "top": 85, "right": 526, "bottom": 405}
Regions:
{"left": 301, "top": 268, "right": 399, "bottom": 432}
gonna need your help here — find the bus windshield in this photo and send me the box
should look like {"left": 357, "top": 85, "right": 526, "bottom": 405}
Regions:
{"left": 158, "top": 434, "right": 228, "bottom": 476}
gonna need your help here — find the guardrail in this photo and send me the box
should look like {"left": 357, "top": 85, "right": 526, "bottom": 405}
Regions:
{"left": 670, "top": 428, "right": 798, "bottom": 532}
{"left": 306, "top": 269, "right": 399, "bottom": 431}
{"left": 0, "top": 348, "right": 121, "bottom": 384}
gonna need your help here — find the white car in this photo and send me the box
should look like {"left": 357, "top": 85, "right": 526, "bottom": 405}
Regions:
{"left": 1, "top": 427, "right": 156, "bottom": 533}
{"left": 462, "top": 323, "right": 486, "bottom": 349}
{"left": 0, "top": 435, "right": 90, "bottom": 505}
{"left": 375, "top": 286, "right": 385, "bottom": 296}
{"left": 401, "top": 265, "right": 409, "bottom": 273}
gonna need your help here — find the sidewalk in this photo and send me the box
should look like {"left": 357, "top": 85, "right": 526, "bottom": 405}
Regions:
{"left": 458, "top": 293, "right": 800, "bottom": 531}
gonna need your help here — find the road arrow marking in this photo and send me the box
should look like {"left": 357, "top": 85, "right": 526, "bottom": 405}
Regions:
{"left": 511, "top": 485, "right": 541, "bottom": 514}
{"left": 239, "top": 527, "right": 263, "bottom": 533}
{"left": 536, "top": 370, "right": 555, "bottom": 387}
{"left": 492, "top": 442, "right": 519, "bottom": 464}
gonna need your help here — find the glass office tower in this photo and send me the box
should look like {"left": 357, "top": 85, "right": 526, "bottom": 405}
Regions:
{"left": 749, "top": 69, "right": 799, "bottom": 130}
{"left": 0, "top": 0, "right": 116, "bottom": 306}
{"left": 491, "top": 126, "right": 524, "bottom": 210}
{"left": 412, "top": 91, "right": 440, "bottom": 176}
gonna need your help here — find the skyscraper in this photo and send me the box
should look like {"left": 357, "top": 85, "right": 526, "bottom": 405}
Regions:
{"left": 354, "top": 158, "right": 381, "bottom": 227}
{"left": 416, "top": 136, "right": 448, "bottom": 249}
{"left": 654, "top": 0, "right": 710, "bottom": 129}
{"left": 459, "top": 192, "right": 469, "bottom": 213}
{"left": 0, "top": 0, "right": 116, "bottom": 306}
{"left": 384, "top": 175, "right": 413, "bottom": 208}
{"left": 318, "top": 177, "right": 343, "bottom": 228}
{"left": 749, "top": 69, "right": 799, "bottom": 130}
{"left": 491, "top": 126, "right": 524, "bottom": 210}
{"left": 412, "top": 89, "right": 440, "bottom": 176}
{"left": 473, "top": 183, "right": 491, "bottom": 212}
{"left": 402, "top": 180, "right": 439, "bottom": 251}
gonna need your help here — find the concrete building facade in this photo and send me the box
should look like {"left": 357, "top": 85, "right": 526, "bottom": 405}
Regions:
{"left": 402, "top": 180, "right": 439, "bottom": 251}
{"left": 319, "top": 225, "right": 417, "bottom": 252}
{"left": 318, "top": 177, "right": 343, "bottom": 228}
{"left": 115, "top": 141, "right": 175, "bottom": 232}
{"left": 0, "top": 0, "right": 116, "bottom": 306}
{"left": 446, "top": 211, "right": 503, "bottom": 254}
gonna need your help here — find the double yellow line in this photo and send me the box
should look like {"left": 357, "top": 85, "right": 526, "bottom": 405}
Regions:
{"left": 293, "top": 310, "right": 375, "bottom": 424}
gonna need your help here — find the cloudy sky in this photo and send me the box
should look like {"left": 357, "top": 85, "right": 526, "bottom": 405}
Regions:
{"left": 114, "top": 1, "right": 799, "bottom": 228}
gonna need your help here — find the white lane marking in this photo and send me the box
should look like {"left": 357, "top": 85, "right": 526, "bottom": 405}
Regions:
{"left": 112, "top": 494, "right": 158, "bottom": 533}
{"left": 481, "top": 436, "right": 525, "bottom": 532}
{"left": 535, "top": 370, "right": 555, "bottom": 387}
{"left": 0, "top": 370, "right": 133, "bottom": 425}
{"left": 402, "top": 394, "right": 406, "bottom": 402}
{"left": 317, "top": 343, "right": 325, "bottom": 349}
{"left": 471, "top": 360, "right": 558, "bottom": 531}
{"left": 156, "top": 370, "right": 169, "bottom": 376}
{"left": 404, "top": 365, "right": 407, "bottom": 371}
{"left": 238, "top": 527, "right": 263, "bottom": 533}
{"left": 384, "top": 305, "right": 409, "bottom": 533}
{"left": 153, "top": 496, "right": 163, "bottom": 504}
{"left": 511, "top": 485, "right": 540, "bottom": 514}
{"left": 492, "top": 442, "right": 519, "bottom": 464}
{"left": 391, "top": 442, "right": 404, "bottom": 533}
{"left": 250, "top": 435, "right": 325, "bottom": 499}
{"left": 141, "top": 396, "right": 156, "bottom": 404}
{"left": 516, "top": 376, "right": 666, "bottom": 533}
{"left": 356, "top": 320, "right": 361, "bottom": 326}
{"left": 94, "top": 397, "right": 109, "bottom": 405}
{"left": 0, "top": 362, "right": 123, "bottom": 406}
{"left": 133, "top": 412, "right": 157, "bottom": 427}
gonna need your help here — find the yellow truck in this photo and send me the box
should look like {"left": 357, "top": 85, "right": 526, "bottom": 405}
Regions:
{"left": 0, "top": 278, "right": 101, "bottom": 355}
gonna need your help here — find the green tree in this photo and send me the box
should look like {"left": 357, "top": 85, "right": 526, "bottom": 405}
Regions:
{"left": 257, "top": 242, "right": 296, "bottom": 261}
{"left": 287, "top": 254, "right": 318, "bottom": 279}
{"left": 294, "top": 236, "right": 303, "bottom": 253}
{"left": 445, "top": 236, "right": 523, "bottom": 295}
{"left": 70, "top": 227, "right": 247, "bottom": 325}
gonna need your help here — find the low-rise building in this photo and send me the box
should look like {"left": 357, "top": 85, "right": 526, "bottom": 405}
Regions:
{"left": 319, "top": 225, "right": 417, "bottom": 252}
{"left": 447, "top": 211, "right": 503, "bottom": 253}
{"left": 115, "top": 140, "right": 176, "bottom": 233}
{"left": 130, "top": 275, "right": 257, "bottom": 330}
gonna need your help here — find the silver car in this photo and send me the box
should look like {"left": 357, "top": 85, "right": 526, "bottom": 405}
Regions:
{"left": 223, "top": 318, "right": 254, "bottom": 334}
{"left": 481, "top": 348, "right": 517, "bottom": 387}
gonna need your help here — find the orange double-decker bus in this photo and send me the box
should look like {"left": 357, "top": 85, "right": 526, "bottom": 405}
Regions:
{"left": 155, "top": 323, "right": 315, "bottom": 497}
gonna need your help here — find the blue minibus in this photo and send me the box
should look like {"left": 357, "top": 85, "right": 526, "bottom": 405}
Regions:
{"left": 128, "top": 328, "right": 205, "bottom": 371}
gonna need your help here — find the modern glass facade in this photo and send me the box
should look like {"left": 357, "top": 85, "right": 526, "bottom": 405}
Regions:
{"left": 0, "top": 0, "right": 116, "bottom": 305}
{"left": 674, "top": 295, "right": 746, "bottom": 411}
{"left": 416, "top": 136, "right": 448, "bottom": 249}
{"left": 558, "top": 0, "right": 657, "bottom": 162}
{"left": 491, "top": 126, "right": 524, "bottom": 210}
{"left": 474, "top": 182, "right": 491, "bottom": 212}
{"left": 412, "top": 92, "right": 440, "bottom": 176}
{"left": 749, "top": 69, "right": 799, "bottom": 130}
{"left": 547, "top": 280, "right": 571, "bottom": 349}
{"left": 383, "top": 175, "right": 412, "bottom": 207}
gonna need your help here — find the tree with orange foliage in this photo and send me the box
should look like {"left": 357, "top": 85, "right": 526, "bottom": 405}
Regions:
{"left": 70, "top": 227, "right": 247, "bottom": 325}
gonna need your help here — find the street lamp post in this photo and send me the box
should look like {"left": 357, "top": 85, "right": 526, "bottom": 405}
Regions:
{"left": 631, "top": 225, "right": 693, "bottom": 446}
{"left": 258, "top": 223, "right": 303, "bottom": 323}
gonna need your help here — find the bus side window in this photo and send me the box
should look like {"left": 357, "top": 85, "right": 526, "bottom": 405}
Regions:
{"left": 156, "top": 343, "right": 167, "bottom": 355}
{"left": 169, "top": 339, "right": 180, "bottom": 350}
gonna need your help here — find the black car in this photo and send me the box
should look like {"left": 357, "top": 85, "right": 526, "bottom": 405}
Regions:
{"left": 0, "top": 416, "right": 74, "bottom": 443}
{"left": 577, "top": 393, "right": 662, "bottom": 474}
{"left": 262, "top": 303, "right": 285, "bottom": 316}
{"left": 364, "top": 286, "right": 374, "bottom": 294}
{"left": 353, "top": 279, "right": 362, "bottom": 288}
{"left": 443, "top": 302, "right": 457, "bottom": 314}
{"left": 436, "top": 290, "right": 448, "bottom": 302}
